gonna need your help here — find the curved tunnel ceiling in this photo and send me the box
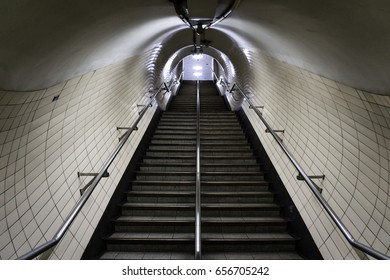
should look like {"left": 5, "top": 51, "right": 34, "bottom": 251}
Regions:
{"left": 1, "top": 0, "right": 390, "bottom": 95}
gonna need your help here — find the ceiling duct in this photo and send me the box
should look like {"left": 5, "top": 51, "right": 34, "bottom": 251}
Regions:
{"left": 171, "top": 0, "right": 240, "bottom": 29}
{"left": 187, "top": 0, "right": 218, "bottom": 22}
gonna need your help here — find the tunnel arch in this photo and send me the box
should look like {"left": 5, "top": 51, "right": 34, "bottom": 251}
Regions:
{"left": 150, "top": 27, "right": 253, "bottom": 109}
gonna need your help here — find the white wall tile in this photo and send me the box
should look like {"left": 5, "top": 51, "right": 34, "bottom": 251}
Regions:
{"left": 241, "top": 51, "right": 390, "bottom": 259}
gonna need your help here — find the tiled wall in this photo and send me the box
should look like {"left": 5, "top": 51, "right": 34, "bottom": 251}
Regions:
{"left": 238, "top": 51, "right": 390, "bottom": 259}
{"left": 0, "top": 51, "right": 162, "bottom": 259}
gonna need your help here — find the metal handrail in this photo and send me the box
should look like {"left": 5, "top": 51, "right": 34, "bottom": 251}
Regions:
{"left": 18, "top": 80, "right": 173, "bottom": 260}
{"left": 229, "top": 83, "right": 390, "bottom": 260}
{"left": 213, "top": 73, "right": 231, "bottom": 98}
{"left": 195, "top": 80, "right": 202, "bottom": 259}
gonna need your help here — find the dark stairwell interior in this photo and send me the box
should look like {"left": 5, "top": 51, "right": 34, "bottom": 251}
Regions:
{"left": 82, "top": 80, "right": 322, "bottom": 260}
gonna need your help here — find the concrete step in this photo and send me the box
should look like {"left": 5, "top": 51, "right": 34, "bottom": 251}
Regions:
{"left": 148, "top": 144, "right": 195, "bottom": 151}
{"left": 139, "top": 163, "right": 196, "bottom": 172}
{"left": 201, "top": 251, "right": 303, "bottom": 260}
{"left": 99, "top": 251, "right": 194, "bottom": 260}
{"left": 201, "top": 191, "right": 273, "bottom": 203}
{"left": 202, "top": 203, "right": 280, "bottom": 217}
{"left": 127, "top": 191, "right": 195, "bottom": 203}
{"left": 201, "top": 163, "right": 261, "bottom": 172}
{"left": 201, "top": 171, "right": 265, "bottom": 181}
{"left": 131, "top": 180, "right": 196, "bottom": 191}
{"left": 121, "top": 202, "right": 195, "bottom": 216}
{"left": 200, "top": 181, "right": 270, "bottom": 191}
{"left": 105, "top": 232, "right": 194, "bottom": 252}
{"left": 152, "top": 134, "right": 196, "bottom": 140}
{"left": 201, "top": 155, "right": 258, "bottom": 164}
{"left": 150, "top": 139, "right": 196, "bottom": 145}
{"left": 142, "top": 155, "right": 196, "bottom": 164}
{"left": 200, "top": 217, "right": 287, "bottom": 233}
{"left": 200, "top": 150, "right": 254, "bottom": 157}
{"left": 114, "top": 217, "right": 195, "bottom": 233}
{"left": 136, "top": 171, "right": 195, "bottom": 181}
{"left": 202, "top": 233, "right": 296, "bottom": 252}
{"left": 155, "top": 129, "right": 196, "bottom": 135}
{"left": 145, "top": 150, "right": 195, "bottom": 157}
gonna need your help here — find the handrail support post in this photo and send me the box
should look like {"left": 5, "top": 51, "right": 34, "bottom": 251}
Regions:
{"left": 78, "top": 171, "right": 109, "bottom": 178}
{"left": 265, "top": 128, "right": 284, "bottom": 133}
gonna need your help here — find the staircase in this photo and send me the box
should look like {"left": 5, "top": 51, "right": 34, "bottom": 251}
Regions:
{"left": 98, "top": 80, "right": 303, "bottom": 260}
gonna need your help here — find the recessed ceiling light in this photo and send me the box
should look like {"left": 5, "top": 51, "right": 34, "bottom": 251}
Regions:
{"left": 193, "top": 72, "right": 202, "bottom": 77}
{"left": 192, "top": 54, "right": 203, "bottom": 60}
{"left": 193, "top": 66, "right": 203, "bottom": 70}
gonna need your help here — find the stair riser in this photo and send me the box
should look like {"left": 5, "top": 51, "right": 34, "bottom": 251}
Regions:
{"left": 115, "top": 224, "right": 195, "bottom": 233}
{"left": 201, "top": 153, "right": 255, "bottom": 158}
{"left": 127, "top": 196, "right": 195, "bottom": 203}
{"left": 143, "top": 158, "right": 196, "bottom": 164}
{"left": 126, "top": 196, "right": 273, "bottom": 204}
{"left": 131, "top": 185, "right": 195, "bottom": 191}
{"left": 200, "top": 134, "right": 247, "bottom": 140}
{"left": 136, "top": 172, "right": 264, "bottom": 180}
{"left": 122, "top": 209, "right": 194, "bottom": 216}
{"left": 202, "top": 209, "right": 280, "bottom": 217}
{"left": 155, "top": 131, "right": 196, "bottom": 135}
{"left": 202, "top": 224, "right": 287, "bottom": 233}
{"left": 200, "top": 186, "right": 269, "bottom": 192}
{"left": 148, "top": 146, "right": 196, "bottom": 151}
{"left": 202, "top": 241, "right": 295, "bottom": 252}
{"left": 201, "top": 166, "right": 260, "bottom": 172}
{"left": 151, "top": 140, "right": 196, "bottom": 145}
{"left": 153, "top": 135, "right": 196, "bottom": 140}
{"left": 145, "top": 151, "right": 195, "bottom": 157}
{"left": 140, "top": 166, "right": 195, "bottom": 172}
{"left": 106, "top": 242, "right": 194, "bottom": 252}
{"left": 200, "top": 175, "right": 265, "bottom": 181}
{"left": 201, "top": 146, "right": 252, "bottom": 151}
{"left": 158, "top": 120, "right": 196, "bottom": 124}
{"left": 201, "top": 158, "right": 257, "bottom": 164}
{"left": 136, "top": 175, "right": 195, "bottom": 181}
{"left": 200, "top": 131, "right": 245, "bottom": 136}
{"left": 201, "top": 196, "right": 273, "bottom": 203}
{"left": 201, "top": 140, "right": 249, "bottom": 145}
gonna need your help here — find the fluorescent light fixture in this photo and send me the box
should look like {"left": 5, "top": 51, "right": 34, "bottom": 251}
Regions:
{"left": 192, "top": 54, "right": 203, "bottom": 60}
{"left": 193, "top": 66, "right": 203, "bottom": 70}
{"left": 193, "top": 72, "right": 202, "bottom": 77}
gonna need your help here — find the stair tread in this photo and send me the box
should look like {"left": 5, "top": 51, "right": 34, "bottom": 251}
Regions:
{"left": 202, "top": 203, "right": 279, "bottom": 208}
{"left": 122, "top": 203, "right": 194, "bottom": 208}
{"left": 106, "top": 232, "right": 294, "bottom": 241}
{"left": 202, "top": 171, "right": 265, "bottom": 175}
{"left": 136, "top": 171, "right": 264, "bottom": 175}
{"left": 115, "top": 216, "right": 285, "bottom": 223}
{"left": 132, "top": 180, "right": 195, "bottom": 184}
{"left": 137, "top": 171, "right": 195, "bottom": 175}
{"left": 128, "top": 191, "right": 195, "bottom": 196}
{"left": 202, "top": 252, "right": 303, "bottom": 260}
{"left": 106, "top": 232, "right": 194, "bottom": 240}
{"left": 201, "top": 181, "right": 271, "bottom": 184}
{"left": 202, "top": 191, "right": 272, "bottom": 196}
{"left": 99, "top": 251, "right": 194, "bottom": 260}
{"left": 132, "top": 180, "right": 270, "bottom": 185}
{"left": 122, "top": 202, "right": 277, "bottom": 207}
